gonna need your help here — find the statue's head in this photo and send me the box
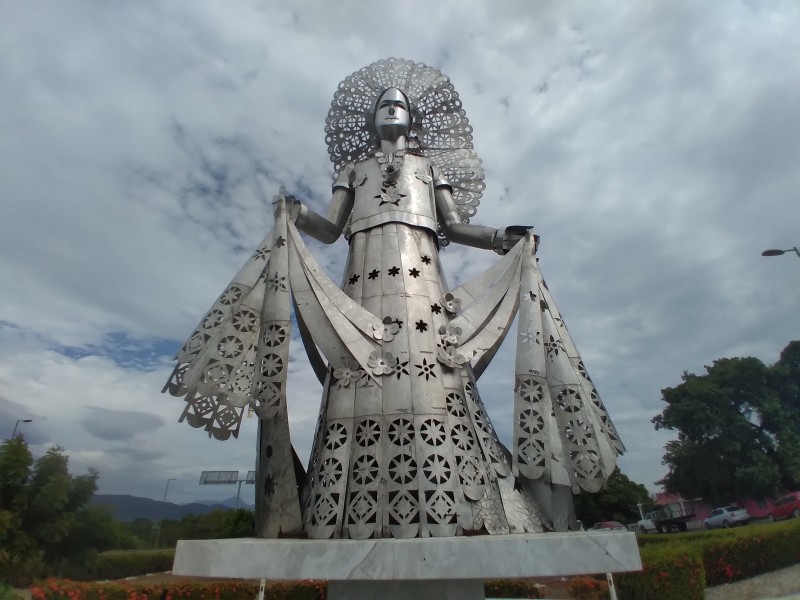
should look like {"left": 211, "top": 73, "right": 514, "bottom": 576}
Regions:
{"left": 373, "top": 87, "right": 411, "bottom": 142}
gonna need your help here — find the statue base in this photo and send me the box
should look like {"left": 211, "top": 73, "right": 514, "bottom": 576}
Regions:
{"left": 174, "top": 532, "right": 641, "bottom": 599}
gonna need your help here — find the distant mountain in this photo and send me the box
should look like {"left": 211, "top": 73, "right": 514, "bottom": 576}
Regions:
{"left": 90, "top": 494, "right": 250, "bottom": 522}
{"left": 195, "top": 496, "right": 255, "bottom": 510}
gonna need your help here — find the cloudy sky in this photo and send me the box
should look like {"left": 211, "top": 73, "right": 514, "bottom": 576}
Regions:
{"left": 2, "top": 1, "right": 798, "bottom": 507}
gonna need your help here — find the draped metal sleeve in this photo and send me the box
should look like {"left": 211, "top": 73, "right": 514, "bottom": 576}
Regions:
{"left": 512, "top": 234, "right": 623, "bottom": 495}
{"left": 161, "top": 228, "right": 275, "bottom": 439}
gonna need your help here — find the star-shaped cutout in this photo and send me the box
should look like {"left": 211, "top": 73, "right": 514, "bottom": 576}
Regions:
{"left": 395, "top": 360, "right": 409, "bottom": 379}
{"left": 263, "top": 473, "right": 276, "bottom": 497}
{"left": 415, "top": 320, "right": 428, "bottom": 332}
{"left": 431, "top": 303, "right": 442, "bottom": 314}
{"left": 388, "top": 266, "right": 400, "bottom": 277}
{"left": 275, "top": 236, "right": 286, "bottom": 248}
{"left": 421, "top": 255, "right": 431, "bottom": 265}
{"left": 349, "top": 274, "right": 360, "bottom": 285}
{"left": 368, "top": 269, "right": 380, "bottom": 280}
{"left": 415, "top": 357, "right": 436, "bottom": 380}
{"left": 408, "top": 268, "right": 420, "bottom": 278}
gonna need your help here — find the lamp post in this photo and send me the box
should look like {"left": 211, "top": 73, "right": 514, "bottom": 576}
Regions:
{"left": 11, "top": 418, "right": 32, "bottom": 438}
{"left": 153, "top": 477, "right": 177, "bottom": 549}
{"left": 761, "top": 246, "right": 799, "bottom": 258}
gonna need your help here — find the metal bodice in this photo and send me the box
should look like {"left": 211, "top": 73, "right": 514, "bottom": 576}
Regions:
{"left": 335, "top": 153, "right": 449, "bottom": 237}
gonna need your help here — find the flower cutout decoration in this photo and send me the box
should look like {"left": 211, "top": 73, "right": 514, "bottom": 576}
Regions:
{"left": 544, "top": 334, "right": 565, "bottom": 359}
{"left": 333, "top": 361, "right": 364, "bottom": 389}
{"left": 375, "top": 186, "right": 406, "bottom": 207}
{"left": 373, "top": 316, "right": 400, "bottom": 342}
{"left": 414, "top": 170, "right": 432, "bottom": 185}
{"left": 437, "top": 345, "right": 466, "bottom": 369}
{"left": 441, "top": 292, "right": 462, "bottom": 314}
{"left": 519, "top": 324, "right": 540, "bottom": 347}
{"left": 368, "top": 350, "right": 398, "bottom": 376}
{"left": 377, "top": 151, "right": 405, "bottom": 183}
{"left": 438, "top": 324, "right": 462, "bottom": 346}
{"left": 268, "top": 272, "right": 287, "bottom": 292}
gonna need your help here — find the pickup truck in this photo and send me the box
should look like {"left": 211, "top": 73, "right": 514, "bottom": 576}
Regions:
{"left": 637, "top": 507, "right": 695, "bottom": 533}
{"left": 637, "top": 511, "right": 658, "bottom": 533}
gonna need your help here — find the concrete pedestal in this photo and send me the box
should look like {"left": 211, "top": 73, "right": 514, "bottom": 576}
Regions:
{"left": 173, "top": 532, "right": 642, "bottom": 599}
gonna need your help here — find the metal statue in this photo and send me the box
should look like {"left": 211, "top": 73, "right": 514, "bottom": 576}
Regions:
{"left": 163, "top": 58, "right": 624, "bottom": 539}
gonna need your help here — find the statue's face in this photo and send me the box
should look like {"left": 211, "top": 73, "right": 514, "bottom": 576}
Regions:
{"left": 374, "top": 88, "right": 410, "bottom": 141}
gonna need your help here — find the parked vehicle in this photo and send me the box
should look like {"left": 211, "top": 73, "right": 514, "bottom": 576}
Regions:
{"left": 636, "top": 512, "right": 657, "bottom": 534}
{"left": 768, "top": 492, "right": 800, "bottom": 521}
{"left": 640, "top": 506, "right": 695, "bottom": 533}
{"left": 589, "top": 521, "right": 627, "bottom": 531}
{"left": 703, "top": 506, "right": 750, "bottom": 529}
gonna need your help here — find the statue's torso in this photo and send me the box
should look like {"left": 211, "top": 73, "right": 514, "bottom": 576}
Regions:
{"left": 344, "top": 153, "right": 439, "bottom": 235}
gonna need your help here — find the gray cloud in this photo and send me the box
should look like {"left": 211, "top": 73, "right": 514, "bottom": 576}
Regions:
{"left": 105, "top": 445, "right": 167, "bottom": 462}
{"left": 82, "top": 407, "right": 165, "bottom": 441}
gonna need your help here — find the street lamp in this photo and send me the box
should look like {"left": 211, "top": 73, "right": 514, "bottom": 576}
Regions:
{"left": 153, "top": 477, "right": 177, "bottom": 549}
{"left": 11, "top": 419, "right": 32, "bottom": 438}
{"left": 762, "top": 246, "right": 799, "bottom": 258}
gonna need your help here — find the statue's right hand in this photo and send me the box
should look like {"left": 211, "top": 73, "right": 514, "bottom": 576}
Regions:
{"left": 272, "top": 186, "right": 302, "bottom": 222}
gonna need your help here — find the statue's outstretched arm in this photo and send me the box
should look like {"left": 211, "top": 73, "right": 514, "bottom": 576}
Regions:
{"left": 282, "top": 188, "right": 354, "bottom": 244}
{"left": 435, "top": 187, "right": 531, "bottom": 255}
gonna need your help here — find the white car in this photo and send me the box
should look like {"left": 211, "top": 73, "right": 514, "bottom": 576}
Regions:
{"left": 703, "top": 506, "right": 750, "bottom": 529}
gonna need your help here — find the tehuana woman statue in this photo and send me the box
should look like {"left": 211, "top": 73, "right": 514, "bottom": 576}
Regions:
{"left": 164, "top": 58, "right": 624, "bottom": 539}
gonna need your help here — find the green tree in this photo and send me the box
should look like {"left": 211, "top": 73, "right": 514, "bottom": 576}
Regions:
{"left": 0, "top": 438, "right": 126, "bottom": 584}
{"left": 652, "top": 341, "right": 800, "bottom": 504}
{"left": 573, "top": 469, "right": 651, "bottom": 526}
{"left": 119, "top": 518, "right": 157, "bottom": 549}
{"left": 0, "top": 437, "right": 39, "bottom": 584}
{"left": 219, "top": 508, "right": 255, "bottom": 538}
{"left": 155, "top": 508, "right": 255, "bottom": 548}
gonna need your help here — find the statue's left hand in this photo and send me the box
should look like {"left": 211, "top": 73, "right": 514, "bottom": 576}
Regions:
{"left": 493, "top": 225, "right": 534, "bottom": 255}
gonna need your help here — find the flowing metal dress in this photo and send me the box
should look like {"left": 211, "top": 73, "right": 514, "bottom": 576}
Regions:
{"left": 300, "top": 150, "right": 541, "bottom": 539}
{"left": 163, "top": 58, "right": 625, "bottom": 540}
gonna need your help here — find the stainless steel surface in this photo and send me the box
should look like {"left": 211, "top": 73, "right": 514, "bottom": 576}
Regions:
{"left": 324, "top": 58, "right": 485, "bottom": 247}
{"left": 164, "top": 58, "right": 623, "bottom": 539}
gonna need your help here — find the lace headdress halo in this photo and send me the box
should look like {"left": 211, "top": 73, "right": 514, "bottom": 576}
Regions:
{"left": 325, "top": 58, "right": 485, "bottom": 231}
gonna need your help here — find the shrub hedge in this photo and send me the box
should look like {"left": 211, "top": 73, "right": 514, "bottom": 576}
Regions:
{"left": 31, "top": 580, "right": 324, "bottom": 600}
{"left": 565, "top": 575, "right": 609, "bottom": 599}
{"left": 31, "top": 579, "right": 544, "bottom": 600}
{"left": 24, "top": 520, "right": 800, "bottom": 599}
{"left": 695, "top": 520, "right": 800, "bottom": 586}
{"left": 55, "top": 550, "right": 176, "bottom": 582}
{"left": 616, "top": 543, "right": 705, "bottom": 600}
{"left": 617, "top": 518, "right": 800, "bottom": 598}
{"left": 0, "top": 582, "right": 20, "bottom": 600}
{"left": 484, "top": 579, "right": 544, "bottom": 598}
